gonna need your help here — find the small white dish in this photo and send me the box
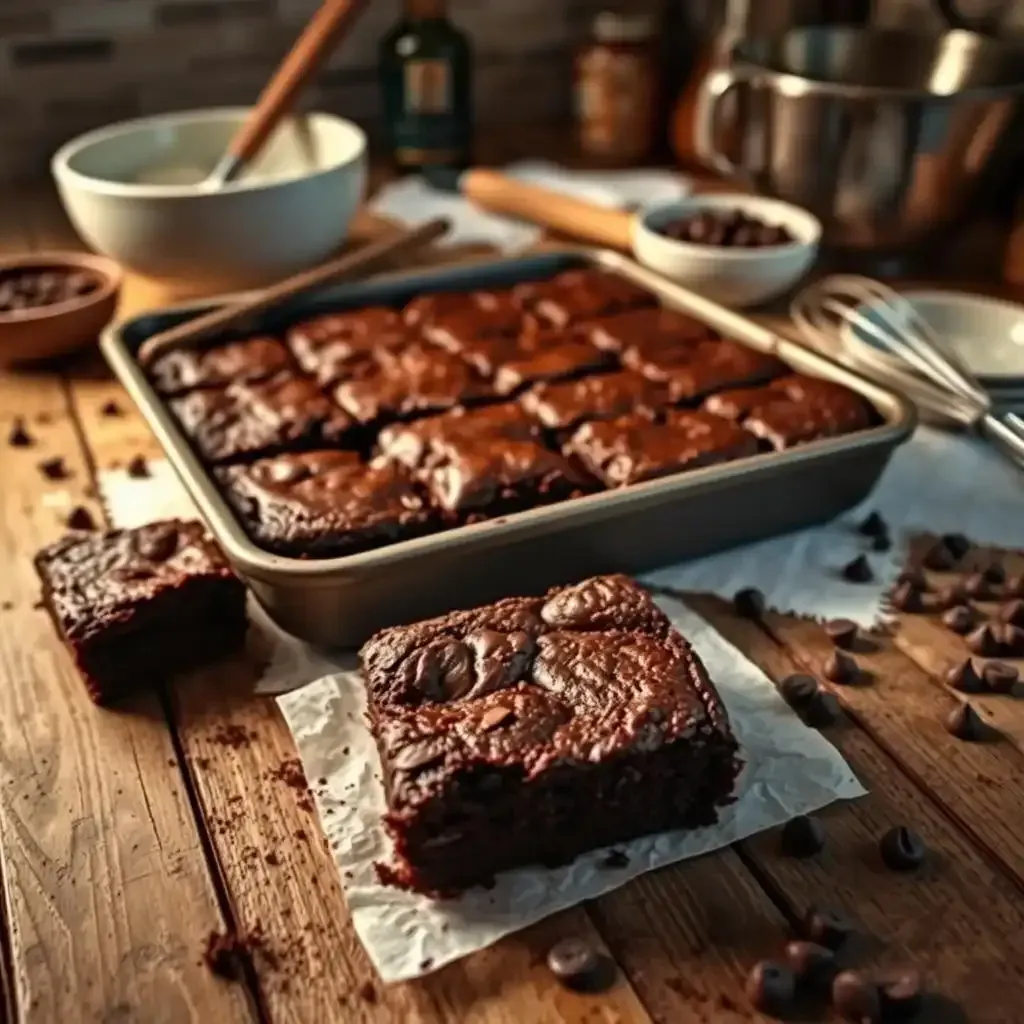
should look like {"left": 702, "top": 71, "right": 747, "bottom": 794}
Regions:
{"left": 845, "top": 290, "right": 1024, "bottom": 385}
{"left": 632, "top": 194, "right": 821, "bottom": 308}
{"left": 52, "top": 108, "right": 367, "bottom": 288}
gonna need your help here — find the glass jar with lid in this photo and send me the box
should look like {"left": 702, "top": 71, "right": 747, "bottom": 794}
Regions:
{"left": 574, "top": 10, "right": 658, "bottom": 165}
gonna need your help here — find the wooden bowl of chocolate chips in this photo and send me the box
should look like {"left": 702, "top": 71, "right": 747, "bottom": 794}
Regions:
{"left": 0, "top": 251, "right": 122, "bottom": 366}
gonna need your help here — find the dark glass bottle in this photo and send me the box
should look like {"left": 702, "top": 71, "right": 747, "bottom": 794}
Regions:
{"left": 378, "top": 0, "right": 473, "bottom": 172}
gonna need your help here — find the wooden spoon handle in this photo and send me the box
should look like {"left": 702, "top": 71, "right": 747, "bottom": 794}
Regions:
{"left": 460, "top": 168, "right": 635, "bottom": 251}
{"left": 217, "top": 0, "right": 371, "bottom": 182}
{"left": 136, "top": 217, "right": 450, "bottom": 366}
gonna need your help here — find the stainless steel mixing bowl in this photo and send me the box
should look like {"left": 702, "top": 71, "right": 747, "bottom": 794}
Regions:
{"left": 694, "top": 27, "right": 1024, "bottom": 250}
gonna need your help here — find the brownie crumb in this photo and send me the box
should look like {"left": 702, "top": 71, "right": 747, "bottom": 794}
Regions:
{"left": 270, "top": 758, "right": 309, "bottom": 791}
{"left": 65, "top": 505, "right": 96, "bottom": 531}
{"left": 7, "top": 417, "right": 32, "bottom": 447}
{"left": 202, "top": 930, "right": 246, "bottom": 981}
{"left": 126, "top": 454, "right": 150, "bottom": 478}
{"left": 601, "top": 849, "right": 629, "bottom": 869}
{"left": 100, "top": 399, "right": 123, "bottom": 417}
{"left": 213, "top": 724, "right": 255, "bottom": 748}
{"left": 38, "top": 456, "right": 69, "bottom": 480}
{"left": 294, "top": 829, "right": 308, "bottom": 842}
{"left": 265, "top": 851, "right": 281, "bottom": 867}
{"left": 358, "top": 981, "right": 378, "bottom": 1003}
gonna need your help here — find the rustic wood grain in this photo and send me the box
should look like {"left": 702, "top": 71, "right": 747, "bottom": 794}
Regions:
{"left": 694, "top": 594, "right": 1024, "bottom": 1022}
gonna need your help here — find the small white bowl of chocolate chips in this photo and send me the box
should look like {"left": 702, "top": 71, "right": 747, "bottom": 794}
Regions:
{"left": 633, "top": 193, "right": 821, "bottom": 308}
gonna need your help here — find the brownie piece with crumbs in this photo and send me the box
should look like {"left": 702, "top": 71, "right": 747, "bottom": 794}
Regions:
{"left": 286, "top": 307, "right": 407, "bottom": 386}
{"left": 520, "top": 371, "right": 670, "bottom": 434}
{"left": 363, "top": 574, "right": 741, "bottom": 894}
{"left": 148, "top": 336, "right": 293, "bottom": 396}
{"left": 516, "top": 269, "right": 656, "bottom": 327}
{"left": 34, "top": 519, "right": 247, "bottom": 704}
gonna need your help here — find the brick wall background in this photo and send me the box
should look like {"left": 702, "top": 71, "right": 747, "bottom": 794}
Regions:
{"left": 0, "top": 0, "right": 1021, "bottom": 184}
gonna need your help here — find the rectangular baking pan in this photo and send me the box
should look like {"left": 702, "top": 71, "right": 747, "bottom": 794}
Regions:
{"left": 102, "top": 248, "right": 915, "bottom": 647}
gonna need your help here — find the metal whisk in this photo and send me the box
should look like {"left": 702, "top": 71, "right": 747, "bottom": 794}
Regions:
{"left": 791, "top": 275, "right": 1024, "bottom": 468}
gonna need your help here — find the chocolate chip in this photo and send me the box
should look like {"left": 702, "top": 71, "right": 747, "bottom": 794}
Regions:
{"left": 858, "top": 511, "right": 887, "bottom": 538}
{"left": 944, "top": 658, "right": 985, "bottom": 694}
{"left": 963, "top": 572, "right": 994, "bottom": 600}
{"left": 896, "top": 568, "right": 928, "bottom": 590}
{"left": 922, "top": 542, "right": 955, "bottom": 571}
{"left": 38, "top": 456, "right": 69, "bottom": 480}
{"left": 824, "top": 650, "right": 858, "bottom": 684}
{"left": 994, "top": 622, "right": 1024, "bottom": 656}
{"left": 745, "top": 960, "right": 796, "bottom": 1016}
{"left": 965, "top": 623, "right": 1000, "bottom": 656}
{"left": 983, "top": 661, "right": 1018, "bottom": 694}
{"left": 7, "top": 417, "right": 32, "bottom": 447}
{"left": 941, "top": 532, "right": 971, "bottom": 560}
{"left": 393, "top": 739, "right": 445, "bottom": 773}
{"left": 65, "top": 505, "right": 96, "bottom": 531}
{"left": 998, "top": 598, "right": 1024, "bottom": 627}
{"left": 126, "top": 454, "right": 150, "bottom": 479}
{"left": 945, "top": 702, "right": 985, "bottom": 741}
{"left": 803, "top": 691, "right": 842, "bottom": 728}
{"left": 841, "top": 555, "right": 873, "bottom": 583}
{"left": 825, "top": 618, "right": 858, "bottom": 650}
{"left": 877, "top": 968, "right": 924, "bottom": 1018}
{"left": 870, "top": 532, "right": 892, "bottom": 553}
{"left": 803, "top": 906, "right": 854, "bottom": 950}
{"left": 983, "top": 561, "right": 1006, "bottom": 585}
{"left": 733, "top": 587, "right": 765, "bottom": 619}
{"left": 781, "top": 814, "right": 826, "bottom": 857}
{"left": 478, "top": 705, "right": 513, "bottom": 731}
{"left": 832, "top": 970, "right": 882, "bottom": 1022}
{"left": 890, "top": 581, "right": 925, "bottom": 613}
{"left": 100, "top": 399, "right": 123, "bottom": 417}
{"left": 879, "top": 825, "right": 926, "bottom": 871}
{"left": 941, "top": 605, "right": 975, "bottom": 635}
{"left": 779, "top": 673, "right": 819, "bottom": 708}
{"left": 783, "top": 940, "right": 837, "bottom": 994}
{"left": 934, "top": 581, "right": 967, "bottom": 609}
{"left": 545, "top": 938, "right": 610, "bottom": 991}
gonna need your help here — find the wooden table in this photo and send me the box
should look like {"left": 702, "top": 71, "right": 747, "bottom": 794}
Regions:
{"left": 3, "top": 188, "right": 1024, "bottom": 1024}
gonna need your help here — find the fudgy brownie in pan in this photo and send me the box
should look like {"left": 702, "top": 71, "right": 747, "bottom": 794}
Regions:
{"left": 403, "top": 288, "right": 521, "bottom": 328}
{"left": 704, "top": 374, "right": 874, "bottom": 450}
{"left": 515, "top": 268, "right": 656, "bottom": 327}
{"left": 170, "top": 373, "right": 355, "bottom": 464}
{"left": 520, "top": 370, "right": 671, "bottom": 434}
{"left": 489, "top": 326, "right": 614, "bottom": 396}
{"left": 364, "top": 574, "right": 742, "bottom": 895}
{"left": 332, "top": 341, "right": 495, "bottom": 426}
{"left": 34, "top": 520, "right": 247, "bottom": 705}
{"left": 590, "top": 306, "right": 713, "bottom": 355}
{"left": 286, "top": 307, "right": 407, "bottom": 386}
{"left": 565, "top": 409, "right": 759, "bottom": 488}
{"left": 419, "top": 303, "right": 525, "bottom": 357}
{"left": 147, "top": 335, "right": 294, "bottom": 396}
{"left": 378, "top": 403, "right": 593, "bottom": 520}
{"left": 217, "top": 450, "right": 441, "bottom": 558}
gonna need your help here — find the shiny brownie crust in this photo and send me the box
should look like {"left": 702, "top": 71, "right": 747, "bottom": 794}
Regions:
{"left": 362, "top": 574, "right": 741, "bottom": 894}
{"left": 34, "top": 519, "right": 247, "bottom": 705}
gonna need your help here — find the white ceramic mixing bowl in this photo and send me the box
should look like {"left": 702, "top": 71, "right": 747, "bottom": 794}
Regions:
{"left": 52, "top": 108, "right": 368, "bottom": 288}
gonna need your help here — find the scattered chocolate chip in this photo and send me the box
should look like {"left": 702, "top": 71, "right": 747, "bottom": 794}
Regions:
{"left": 100, "top": 399, "right": 123, "bottom": 417}
{"left": 65, "top": 505, "right": 96, "bottom": 531}
{"left": 871, "top": 532, "right": 892, "bottom": 553}
{"left": 983, "top": 661, "right": 1018, "bottom": 694}
{"left": 934, "top": 581, "right": 967, "bottom": 609}
{"left": 965, "top": 623, "right": 1000, "bottom": 657}
{"left": 963, "top": 572, "right": 994, "bottom": 600}
{"left": 38, "top": 456, "right": 68, "bottom": 480}
{"left": 803, "top": 906, "right": 854, "bottom": 950}
{"left": 824, "top": 650, "right": 858, "bottom": 684}
{"left": 832, "top": 970, "right": 882, "bottom": 1023}
{"left": 876, "top": 968, "right": 924, "bottom": 1018}
{"left": 825, "top": 618, "right": 858, "bottom": 650}
{"left": 941, "top": 604, "right": 975, "bottom": 635}
{"left": 126, "top": 454, "right": 150, "bottom": 479}
{"left": 945, "top": 702, "right": 985, "bottom": 741}
{"left": 994, "top": 622, "right": 1024, "bottom": 656}
{"left": 781, "top": 814, "right": 826, "bottom": 858}
{"left": 890, "top": 581, "right": 925, "bottom": 613}
{"left": 922, "top": 542, "right": 955, "bottom": 571}
{"left": 998, "top": 598, "right": 1024, "bottom": 628}
{"left": 733, "top": 587, "right": 765, "bottom": 619}
{"left": 7, "top": 417, "right": 32, "bottom": 447}
{"left": 841, "top": 554, "right": 873, "bottom": 583}
{"left": 780, "top": 673, "right": 819, "bottom": 709}
{"left": 982, "top": 561, "right": 1006, "bottom": 585}
{"left": 896, "top": 568, "right": 928, "bottom": 590}
{"left": 661, "top": 209, "right": 796, "bottom": 248}
{"left": 803, "top": 691, "right": 842, "bottom": 728}
{"left": 745, "top": 960, "right": 796, "bottom": 1016}
{"left": 858, "top": 511, "right": 887, "bottom": 538}
{"left": 940, "top": 532, "right": 971, "bottom": 560}
{"left": 879, "top": 826, "right": 926, "bottom": 871}
{"left": 783, "top": 940, "right": 837, "bottom": 994}
{"left": 546, "top": 938, "right": 610, "bottom": 992}
{"left": 944, "top": 658, "right": 985, "bottom": 694}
